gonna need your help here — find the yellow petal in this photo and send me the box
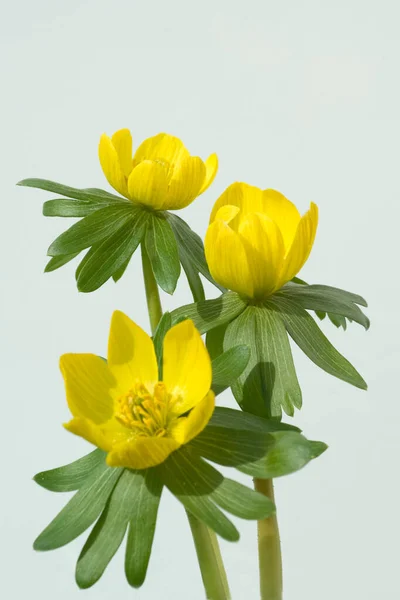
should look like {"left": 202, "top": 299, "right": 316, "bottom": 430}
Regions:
{"left": 111, "top": 129, "right": 133, "bottom": 178}
{"left": 106, "top": 436, "right": 180, "bottom": 469}
{"left": 165, "top": 156, "right": 206, "bottom": 209}
{"left": 278, "top": 202, "right": 318, "bottom": 286}
{"left": 98, "top": 134, "right": 128, "bottom": 198}
{"left": 59, "top": 354, "right": 115, "bottom": 423}
{"left": 205, "top": 219, "right": 253, "bottom": 297}
{"left": 239, "top": 212, "right": 285, "bottom": 298}
{"left": 163, "top": 320, "right": 212, "bottom": 414}
{"left": 198, "top": 153, "right": 218, "bottom": 195}
{"left": 132, "top": 133, "right": 189, "bottom": 175}
{"left": 209, "top": 182, "right": 265, "bottom": 226}
{"left": 64, "top": 416, "right": 128, "bottom": 452}
{"left": 107, "top": 311, "right": 158, "bottom": 393}
{"left": 262, "top": 189, "right": 301, "bottom": 249}
{"left": 170, "top": 391, "right": 215, "bottom": 445}
{"left": 214, "top": 204, "right": 240, "bottom": 223}
{"left": 127, "top": 160, "right": 168, "bottom": 209}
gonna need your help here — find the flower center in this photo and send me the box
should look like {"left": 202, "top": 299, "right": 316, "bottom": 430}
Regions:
{"left": 115, "top": 382, "right": 177, "bottom": 438}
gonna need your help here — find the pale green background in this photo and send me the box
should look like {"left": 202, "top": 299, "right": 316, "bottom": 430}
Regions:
{"left": 1, "top": 0, "right": 398, "bottom": 598}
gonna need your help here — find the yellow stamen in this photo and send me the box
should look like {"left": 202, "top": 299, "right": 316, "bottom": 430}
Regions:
{"left": 115, "top": 382, "right": 180, "bottom": 438}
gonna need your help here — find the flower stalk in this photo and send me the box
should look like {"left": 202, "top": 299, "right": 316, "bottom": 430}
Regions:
{"left": 141, "top": 244, "right": 163, "bottom": 335}
{"left": 141, "top": 241, "right": 231, "bottom": 600}
{"left": 254, "top": 478, "right": 283, "bottom": 600}
{"left": 187, "top": 512, "right": 231, "bottom": 600}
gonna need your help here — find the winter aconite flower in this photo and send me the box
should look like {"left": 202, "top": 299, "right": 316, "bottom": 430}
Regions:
{"left": 61, "top": 311, "right": 215, "bottom": 469}
{"left": 99, "top": 129, "right": 218, "bottom": 210}
{"left": 205, "top": 182, "right": 318, "bottom": 300}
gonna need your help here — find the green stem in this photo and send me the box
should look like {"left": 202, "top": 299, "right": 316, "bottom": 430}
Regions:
{"left": 187, "top": 512, "right": 231, "bottom": 600}
{"left": 141, "top": 245, "right": 163, "bottom": 335}
{"left": 140, "top": 243, "right": 230, "bottom": 599}
{"left": 254, "top": 478, "right": 283, "bottom": 600}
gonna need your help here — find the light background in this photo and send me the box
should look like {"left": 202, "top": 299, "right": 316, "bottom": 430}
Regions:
{"left": 1, "top": 0, "right": 398, "bottom": 598}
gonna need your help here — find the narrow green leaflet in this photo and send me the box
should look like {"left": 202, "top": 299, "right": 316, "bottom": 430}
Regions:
{"left": 210, "top": 478, "right": 275, "bottom": 520}
{"left": 278, "top": 282, "right": 369, "bottom": 329}
{"left": 211, "top": 345, "right": 251, "bottom": 395}
{"left": 112, "top": 256, "right": 131, "bottom": 282}
{"left": 18, "top": 178, "right": 125, "bottom": 203}
{"left": 269, "top": 296, "right": 367, "bottom": 390}
{"left": 157, "top": 448, "right": 239, "bottom": 542}
{"left": 125, "top": 468, "right": 163, "bottom": 588}
{"left": 153, "top": 312, "right": 172, "bottom": 376}
{"left": 179, "top": 250, "right": 205, "bottom": 302}
{"left": 167, "top": 213, "right": 224, "bottom": 291}
{"left": 145, "top": 214, "right": 181, "bottom": 294}
{"left": 44, "top": 252, "right": 81, "bottom": 273}
{"left": 34, "top": 465, "right": 122, "bottom": 551}
{"left": 208, "top": 406, "right": 299, "bottom": 433}
{"left": 34, "top": 449, "right": 106, "bottom": 493}
{"left": 43, "top": 198, "right": 122, "bottom": 218}
{"left": 76, "top": 211, "right": 149, "bottom": 292}
{"left": 206, "top": 323, "right": 229, "bottom": 360}
{"left": 76, "top": 469, "right": 160, "bottom": 589}
{"left": 224, "top": 306, "right": 302, "bottom": 419}
{"left": 237, "top": 432, "right": 327, "bottom": 479}
{"left": 47, "top": 204, "right": 136, "bottom": 257}
{"left": 171, "top": 292, "right": 246, "bottom": 334}
{"left": 189, "top": 425, "right": 326, "bottom": 479}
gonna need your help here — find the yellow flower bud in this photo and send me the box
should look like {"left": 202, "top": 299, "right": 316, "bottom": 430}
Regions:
{"left": 205, "top": 182, "right": 318, "bottom": 300}
{"left": 98, "top": 129, "right": 218, "bottom": 210}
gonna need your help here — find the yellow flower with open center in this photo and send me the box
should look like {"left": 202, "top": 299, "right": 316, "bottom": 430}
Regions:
{"left": 205, "top": 182, "right": 318, "bottom": 300}
{"left": 99, "top": 129, "right": 218, "bottom": 210}
{"left": 60, "top": 312, "right": 215, "bottom": 469}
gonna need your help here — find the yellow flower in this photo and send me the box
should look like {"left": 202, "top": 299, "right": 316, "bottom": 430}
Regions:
{"left": 205, "top": 182, "right": 318, "bottom": 300}
{"left": 98, "top": 129, "right": 218, "bottom": 211}
{"left": 60, "top": 312, "right": 215, "bottom": 469}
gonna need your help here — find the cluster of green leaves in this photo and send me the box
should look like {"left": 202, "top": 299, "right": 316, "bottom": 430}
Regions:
{"left": 17, "top": 179, "right": 216, "bottom": 297}
{"left": 34, "top": 411, "right": 325, "bottom": 589}
{"left": 171, "top": 282, "right": 369, "bottom": 418}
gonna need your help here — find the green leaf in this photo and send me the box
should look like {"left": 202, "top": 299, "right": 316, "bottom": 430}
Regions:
{"left": 208, "top": 406, "right": 300, "bottom": 433}
{"left": 236, "top": 431, "right": 327, "bottom": 479}
{"left": 278, "top": 283, "right": 369, "bottom": 329}
{"left": 125, "top": 468, "right": 163, "bottom": 588}
{"left": 44, "top": 252, "right": 81, "bottom": 273}
{"left": 112, "top": 255, "right": 131, "bottom": 282}
{"left": 152, "top": 312, "right": 172, "bottom": 377}
{"left": 224, "top": 306, "right": 302, "bottom": 419}
{"left": 310, "top": 440, "right": 328, "bottom": 458}
{"left": 206, "top": 323, "right": 229, "bottom": 360}
{"left": 34, "top": 464, "right": 122, "bottom": 551}
{"left": 34, "top": 449, "right": 106, "bottom": 492}
{"left": 189, "top": 425, "right": 276, "bottom": 473}
{"left": 17, "top": 178, "right": 125, "bottom": 203}
{"left": 47, "top": 204, "right": 136, "bottom": 257}
{"left": 167, "top": 213, "right": 224, "bottom": 291}
{"left": 190, "top": 423, "right": 318, "bottom": 478}
{"left": 209, "top": 478, "right": 275, "bottom": 520}
{"left": 43, "top": 198, "right": 120, "bottom": 218}
{"left": 76, "top": 469, "right": 160, "bottom": 589}
{"left": 145, "top": 214, "right": 181, "bottom": 294}
{"left": 171, "top": 292, "right": 246, "bottom": 335}
{"left": 76, "top": 211, "right": 148, "bottom": 293}
{"left": 191, "top": 425, "right": 327, "bottom": 479}
{"left": 157, "top": 448, "right": 239, "bottom": 542}
{"left": 328, "top": 313, "right": 347, "bottom": 329}
{"left": 180, "top": 252, "right": 205, "bottom": 302}
{"left": 269, "top": 296, "right": 367, "bottom": 390}
{"left": 211, "top": 345, "right": 250, "bottom": 395}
